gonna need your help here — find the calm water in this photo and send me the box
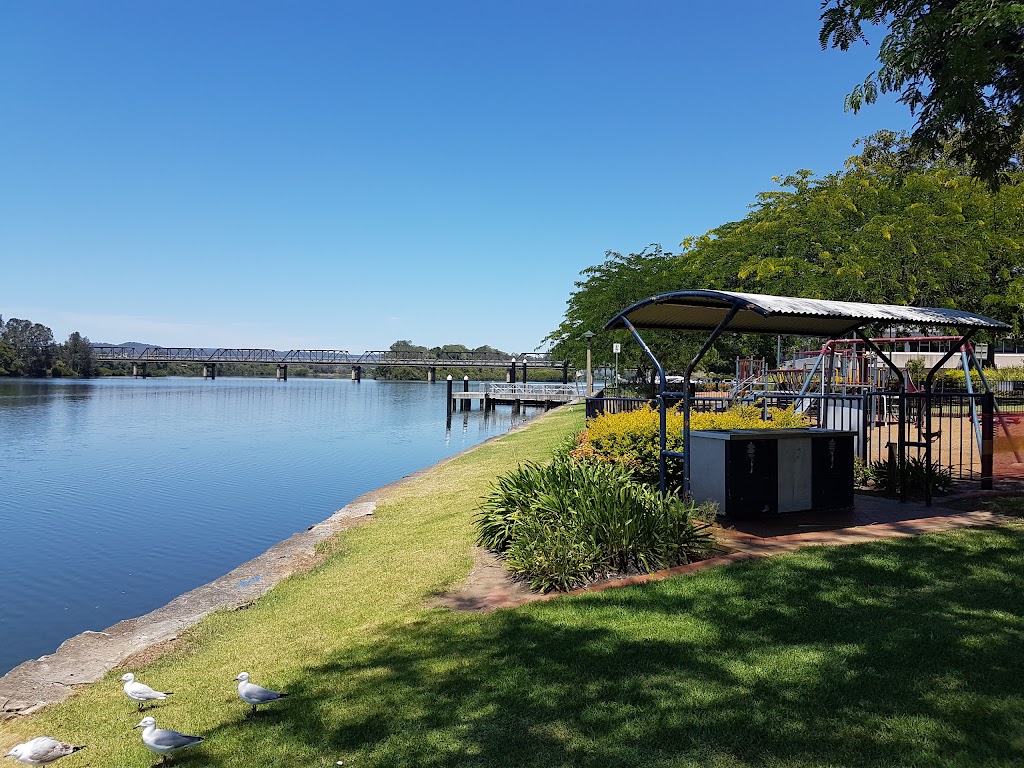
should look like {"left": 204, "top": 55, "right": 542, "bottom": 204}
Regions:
{"left": 0, "top": 377, "right": 543, "bottom": 675}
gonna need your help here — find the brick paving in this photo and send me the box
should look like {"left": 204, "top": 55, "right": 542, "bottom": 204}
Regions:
{"left": 472, "top": 492, "right": 1015, "bottom": 610}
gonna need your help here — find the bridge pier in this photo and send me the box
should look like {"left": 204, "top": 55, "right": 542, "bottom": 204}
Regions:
{"left": 276, "top": 364, "right": 288, "bottom": 381}
{"left": 427, "top": 367, "right": 436, "bottom": 383}
{"left": 562, "top": 361, "right": 569, "bottom": 385}
{"left": 133, "top": 363, "right": 148, "bottom": 379}
{"left": 506, "top": 364, "right": 514, "bottom": 383}
{"left": 351, "top": 365, "right": 362, "bottom": 382}
{"left": 203, "top": 363, "right": 216, "bottom": 380}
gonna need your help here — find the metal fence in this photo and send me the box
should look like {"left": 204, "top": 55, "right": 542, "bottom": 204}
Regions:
{"left": 583, "top": 390, "right": 1024, "bottom": 492}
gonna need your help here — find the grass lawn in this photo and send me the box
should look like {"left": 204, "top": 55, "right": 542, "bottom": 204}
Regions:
{"left": 4, "top": 402, "right": 1024, "bottom": 767}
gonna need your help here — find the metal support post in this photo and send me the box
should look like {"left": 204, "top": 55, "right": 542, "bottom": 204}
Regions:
{"left": 982, "top": 392, "right": 994, "bottom": 490}
{"left": 683, "top": 306, "right": 741, "bottom": 496}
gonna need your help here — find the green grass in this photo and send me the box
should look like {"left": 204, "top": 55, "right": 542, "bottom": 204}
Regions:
{"left": 5, "top": 403, "right": 1024, "bottom": 767}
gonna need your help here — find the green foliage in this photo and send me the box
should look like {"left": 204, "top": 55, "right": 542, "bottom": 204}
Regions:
{"left": 1, "top": 317, "right": 56, "bottom": 376}
{"left": 864, "top": 455, "right": 954, "bottom": 495}
{"left": 373, "top": 339, "right": 566, "bottom": 381}
{"left": 572, "top": 404, "right": 809, "bottom": 486}
{"left": 853, "top": 455, "right": 872, "bottom": 487}
{"left": 906, "top": 357, "right": 926, "bottom": 388}
{"left": 935, "top": 365, "right": 1024, "bottom": 389}
{"left": 548, "top": 132, "right": 1024, "bottom": 356}
{"left": 0, "top": 318, "right": 96, "bottom": 378}
{"left": 0, "top": 340, "right": 20, "bottom": 376}
{"left": 475, "top": 456, "right": 715, "bottom": 592}
{"left": 820, "top": 1, "right": 1024, "bottom": 189}
{"left": 49, "top": 360, "right": 74, "bottom": 377}
{"left": 58, "top": 331, "right": 96, "bottom": 377}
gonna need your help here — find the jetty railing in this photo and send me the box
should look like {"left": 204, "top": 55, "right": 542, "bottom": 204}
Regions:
{"left": 488, "top": 383, "right": 582, "bottom": 399}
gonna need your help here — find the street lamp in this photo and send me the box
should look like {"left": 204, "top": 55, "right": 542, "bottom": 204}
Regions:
{"left": 583, "top": 331, "right": 595, "bottom": 397}
{"left": 613, "top": 342, "right": 621, "bottom": 390}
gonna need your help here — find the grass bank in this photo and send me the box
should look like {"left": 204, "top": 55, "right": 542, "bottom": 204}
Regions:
{"left": 0, "top": 404, "right": 586, "bottom": 765}
{"left": 5, "top": 404, "right": 1024, "bottom": 766}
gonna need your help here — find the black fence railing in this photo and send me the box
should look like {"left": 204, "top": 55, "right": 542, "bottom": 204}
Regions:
{"left": 583, "top": 390, "right": 1017, "bottom": 490}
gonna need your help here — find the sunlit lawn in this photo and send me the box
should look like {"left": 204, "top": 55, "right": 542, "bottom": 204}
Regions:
{"left": 4, "top": 403, "right": 1024, "bottom": 766}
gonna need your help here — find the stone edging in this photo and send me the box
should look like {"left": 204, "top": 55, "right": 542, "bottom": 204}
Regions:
{"left": 0, "top": 501, "right": 376, "bottom": 719}
{"left": 0, "top": 404, "right": 573, "bottom": 719}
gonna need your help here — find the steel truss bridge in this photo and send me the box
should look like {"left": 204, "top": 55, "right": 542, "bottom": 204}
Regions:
{"left": 90, "top": 346, "right": 567, "bottom": 369}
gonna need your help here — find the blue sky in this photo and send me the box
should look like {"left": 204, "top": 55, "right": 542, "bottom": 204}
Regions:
{"left": 1, "top": 1, "right": 912, "bottom": 353}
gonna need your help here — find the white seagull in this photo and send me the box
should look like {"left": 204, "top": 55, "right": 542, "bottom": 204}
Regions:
{"left": 121, "top": 673, "right": 173, "bottom": 711}
{"left": 3, "top": 737, "right": 85, "bottom": 765}
{"left": 234, "top": 671, "right": 288, "bottom": 716}
{"left": 133, "top": 717, "right": 203, "bottom": 765}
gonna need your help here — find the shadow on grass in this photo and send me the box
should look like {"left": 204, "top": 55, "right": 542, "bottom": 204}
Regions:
{"left": 207, "top": 525, "right": 1024, "bottom": 767}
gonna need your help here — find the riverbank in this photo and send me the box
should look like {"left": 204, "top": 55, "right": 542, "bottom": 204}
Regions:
{"left": 0, "top": 377, "right": 538, "bottom": 676}
{"left": 0, "top": 403, "right": 581, "bottom": 718}
{"left": 0, "top": 403, "right": 585, "bottom": 760}
{"left": 5, "top": 403, "right": 1024, "bottom": 766}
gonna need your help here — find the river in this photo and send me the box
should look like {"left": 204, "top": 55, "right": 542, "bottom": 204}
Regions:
{"left": 0, "top": 376, "right": 545, "bottom": 676}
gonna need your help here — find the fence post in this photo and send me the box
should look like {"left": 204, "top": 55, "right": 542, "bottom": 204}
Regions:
{"left": 860, "top": 393, "right": 870, "bottom": 461}
{"left": 982, "top": 392, "right": 994, "bottom": 490}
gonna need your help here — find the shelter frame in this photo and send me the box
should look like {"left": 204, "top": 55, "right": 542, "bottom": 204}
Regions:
{"left": 604, "top": 290, "right": 1010, "bottom": 506}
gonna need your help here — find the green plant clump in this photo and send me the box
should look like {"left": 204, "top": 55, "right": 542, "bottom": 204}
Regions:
{"left": 864, "top": 455, "right": 954, "bottom": 495}
{"left": 572, "top": 403, "right": 809, "bottom": 486}
{"left": 476, "top": 456, "right": 715, "bottom": 592}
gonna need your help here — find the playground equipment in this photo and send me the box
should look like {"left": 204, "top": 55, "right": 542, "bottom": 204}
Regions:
{"left": 735, "top": 336, "right": 1023, "bottom": 462}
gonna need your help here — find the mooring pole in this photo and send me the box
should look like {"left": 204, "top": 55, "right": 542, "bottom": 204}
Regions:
{"left": 446, "top": 375, "right": 453, "bottom": 417}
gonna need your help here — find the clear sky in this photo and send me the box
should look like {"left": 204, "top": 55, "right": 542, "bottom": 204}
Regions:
{"left": 1, "top": 1, "right": 912, "bottom": 353}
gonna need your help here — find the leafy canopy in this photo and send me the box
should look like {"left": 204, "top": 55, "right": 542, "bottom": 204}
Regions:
{"left": 820, "top": 0, "right": 1024, "bottom": 189}
{"left": 547, "top": 132, "right": 1024, "bottom": 372}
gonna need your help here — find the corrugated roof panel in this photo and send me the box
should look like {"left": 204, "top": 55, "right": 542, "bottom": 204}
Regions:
{"left": 605, "top": 290, "right": 1010, "bottom": 335}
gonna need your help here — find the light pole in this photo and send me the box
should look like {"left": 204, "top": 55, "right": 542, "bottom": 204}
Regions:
{"left": 613, "top": 342, "right": 621, "bottom": 391}
{"left": 583, "top": 331, "right": 594, "bottom": 397}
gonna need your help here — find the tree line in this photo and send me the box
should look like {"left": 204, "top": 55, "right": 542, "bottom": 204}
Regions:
{"left": 371, "top": 340, "right": 565, "bottom": 381}
{"left": 0, "top": 324, "right": 541, "bottom": 380}
{"left": 0, "top": 317, "right": 96, "bottom": 377}
{"left": 548, "top": 1, "right": 1024, "bottom": 379}
{"left": 546, "top": 130, "right": 1024, "bottom": 379}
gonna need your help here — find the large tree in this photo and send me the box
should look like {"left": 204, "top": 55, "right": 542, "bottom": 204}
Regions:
{"left": 547, "top": 133, "right": 1024, "bottom": 373}
{"left": 59, "top": 331, "right": 96, "bottom": 377}
{"left": 820, "top": 0, "right": 1024, "bottom": 188}
{"left": 1, "top": 318, "right": 56, "bottom": 377}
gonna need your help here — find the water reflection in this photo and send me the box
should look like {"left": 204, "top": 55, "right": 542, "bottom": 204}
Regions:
{"left": 0, "top": 377, "right": 541, "bottom": 675}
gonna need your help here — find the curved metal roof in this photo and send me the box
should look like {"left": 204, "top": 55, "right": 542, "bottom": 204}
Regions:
{"left": 604, "top": 290, "right": 1010, "bottom": 337}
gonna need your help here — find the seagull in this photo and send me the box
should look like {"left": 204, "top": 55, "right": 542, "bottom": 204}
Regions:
{"left": 121, "top": 673, "right": 173, "bottom": 711}
{"left": 133, "top": 717, "right": 203, "bottom": 765}
{"left": 234, "top": 671, "right": 288, "bottom": 716}
{"left": 3, "top": 737, "right": 85, "bottom": 765}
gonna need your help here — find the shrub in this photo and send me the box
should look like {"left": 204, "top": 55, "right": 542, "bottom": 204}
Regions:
{"left": 572, "top": 403, "right": 809, "bottom": 486}
{"left": 571, "top": 407, "right": 683, "bottom": 485}
{"left": 863, "top": 455, "right": 953, "bottom": 495}
{"left": 475, "top": 457, "right": 716, "bottom": 592}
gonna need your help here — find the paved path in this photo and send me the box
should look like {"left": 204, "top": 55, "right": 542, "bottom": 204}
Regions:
{"left": 460, "top": 493, "right": 1015, "bottom": 610}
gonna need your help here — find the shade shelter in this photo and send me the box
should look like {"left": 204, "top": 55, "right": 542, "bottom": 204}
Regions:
{"left": 604, "top": 290, "right": 1010, "bottom": 504}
